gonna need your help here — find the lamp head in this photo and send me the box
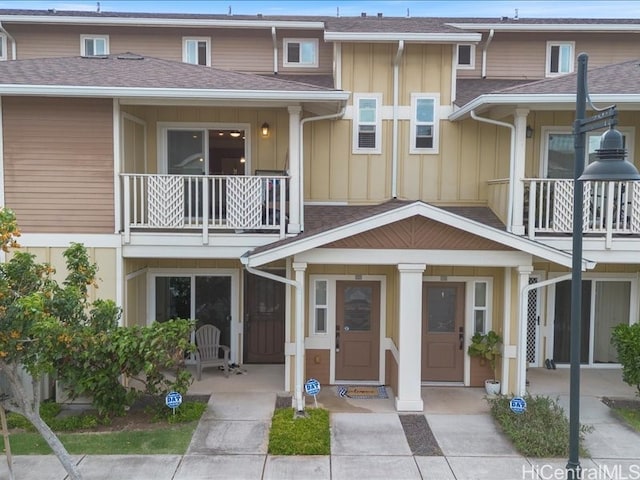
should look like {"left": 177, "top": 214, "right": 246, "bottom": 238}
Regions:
{"left": 580, "top": 127, "right": 640, "bottom": 181}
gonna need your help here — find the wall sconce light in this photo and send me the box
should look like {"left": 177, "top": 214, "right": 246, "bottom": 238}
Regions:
{"left": 526, "top": 125, "right": 534, "bottom": 138}
{"left": 261, "top": 122, "right": 270, "bottom": 137}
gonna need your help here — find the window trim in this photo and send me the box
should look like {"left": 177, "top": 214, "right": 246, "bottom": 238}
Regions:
{"left": 540, "top": 125, "right": 635, "bottom": 178}
{"left": 545, "top": 41, "right": 574, "bottom": 77}
{"left": 311, "top": 279, "right": 329, "bottom": 335}
{"left": 410, "top": 93, "right": 440, "bottom": 154}
{"left": 456, "top": 44, "right": 475, "bottom": 70}
{"left": 352, "top": 93, "right": 382, "bottom": 154}
{"left": 182, "top": 36, "right": 211, "bottom": 66}
{"left": 283, "top": 38, "right": 319, "bottom": 68}
{"left": 0, "top": 34, "right": 7, "bottom": 61}
{"left": 80, "top": 34, "right": 109, "bottom": 56}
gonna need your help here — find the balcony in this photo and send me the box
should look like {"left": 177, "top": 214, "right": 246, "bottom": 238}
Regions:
{"left": 524, "top": 179, "right": 640, "bottom": 243}
{"left": 121, "top": 174, "right": 288, "bottom": 243}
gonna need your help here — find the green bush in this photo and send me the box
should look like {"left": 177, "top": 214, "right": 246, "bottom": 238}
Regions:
{"left": 268, "top": 408, "right": 330, "bottom": 455}
{"left": 611, "top": 322, "right": 640, "bottom": 396}
{"left": 6, "top": 401, "right": 103, "bottom": 432}
{"left": 488, "top": 395, "right": 592, "bottom": 457}
{"left": 150, "top": 400, "right": 207, "bottom": 424}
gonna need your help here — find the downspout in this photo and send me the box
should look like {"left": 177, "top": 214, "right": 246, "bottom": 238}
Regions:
{"left": 392, "top": 40, "right": 404, "bottom": 198}
{"left": 299, "top": 104, "right": 347, "bottom": 231}
{"left": 0, "top": 22, "right": 16, "bottom": 60}
{"left": 482, "top": 29, "right": 494, "bottom": 78}
{"left": 470, "top": 110, "right": 515, "bottom": 232}
{"left": 241, "top": 260, "right": 305, "bottom": 411}
{"left": 271, "top": 27, "right": 278, "bottom": 74}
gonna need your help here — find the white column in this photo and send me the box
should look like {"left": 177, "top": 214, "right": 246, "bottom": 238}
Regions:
{"left": 512, "top": 108, "right": 529, "bottom": 235}
{"left": 293, "top": 261, "right": 307, "bottom": 411}
{"left": 395, "top": 263, "right": 426, "bottom": 411}
{"left": 516, "top": 265, "right": 534, "bottom": 396}
{"left": 288, "top": 106, "right": 302, "bottom": 234}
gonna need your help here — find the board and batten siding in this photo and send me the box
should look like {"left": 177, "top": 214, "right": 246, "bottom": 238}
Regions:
{"left": 3, "top": 97, "right": 114, "bottom": 233}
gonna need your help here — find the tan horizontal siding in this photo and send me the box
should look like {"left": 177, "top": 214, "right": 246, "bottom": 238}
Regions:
{"left": 3, "top": 97, "right": 114, "bottom": 233}
{"left": 213, "top": 29, "right": 273, "bottom": 72}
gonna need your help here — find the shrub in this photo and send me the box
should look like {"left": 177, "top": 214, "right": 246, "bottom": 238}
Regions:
{"left": 611, "top": 322, "right": 640, "bottom": 397}
{"left": 488, "top": 395, "right": 592, "bottom": 457}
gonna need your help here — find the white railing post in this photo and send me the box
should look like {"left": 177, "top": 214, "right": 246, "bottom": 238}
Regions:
{"left": 605, "top": 181, "right": 615, "bottom": 248}
{"left": 202, "top": 177, "right": 209, "bottom": 244}
{"left": 279, "top": 177, "right": 286, "bottom": 238}
{"left": 528, "top": 180, "right": 536, "bottom": 239}
{"left": 123, "top": 175, "right": 131, "bottom": 244}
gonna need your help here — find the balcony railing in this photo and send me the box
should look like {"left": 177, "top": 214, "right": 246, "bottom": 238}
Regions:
{"left": 524, "top": 179, "right": 640, "bottom": 242}
{"left": 122, "top": 174, "right": 288, "bottom": 242}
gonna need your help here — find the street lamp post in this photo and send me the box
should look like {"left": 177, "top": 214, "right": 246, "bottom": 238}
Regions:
{"left": 567, "top": 53, "right": 640, "bottom": 480}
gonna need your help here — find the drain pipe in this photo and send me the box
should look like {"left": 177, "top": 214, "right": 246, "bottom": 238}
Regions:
{"left": 481, "top": 29, "right": 494, "bottom": 78}
{"left": 271, "top": 27, "right": 278, "bottom": 74}
{"left": 392, "top": 40, "right": 404, "bottom": 198}
{"left": 0, "top": 22, "right": 16, "bottom": 60}
{"left": 299, "top": 104, "right": 346, "bottom": 231}
{"left": 470, "top": 110, "right": 515, "bottom": 232}
{"left": 241, "top": 259, "right": 306, "bottom": 412}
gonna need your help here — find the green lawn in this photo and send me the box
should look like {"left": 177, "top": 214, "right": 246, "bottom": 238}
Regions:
{"left": 268, "top": 408, "right": 330, "bottom": 455}
{"left": 7, "top": 423, "right": 199, "bottom": 455}
{"left": 613, "top": 407, "right": 640, "bottom": 432}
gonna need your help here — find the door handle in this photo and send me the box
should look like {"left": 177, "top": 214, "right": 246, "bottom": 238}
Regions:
{"left": 336, "top": 325, "right": 340, "bottom": 352}
{"left": 459, "top": 326, "right": 464, "bottom": 350}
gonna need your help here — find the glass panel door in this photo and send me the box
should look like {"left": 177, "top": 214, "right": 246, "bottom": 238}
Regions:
{"left": 195, "top": 276, "right": 231, "bottom": 349}
{"left": 155, "top": 277, "right": 190, "bottom": 322}
{"left": 594, "top": 281, "right": 630, "bottom": 363}
{"left": 167, "top": 130, "right": 205, "bottom": 175}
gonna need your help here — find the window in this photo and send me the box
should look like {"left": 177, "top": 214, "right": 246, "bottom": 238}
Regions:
{"left": 0, "top": 34, "right": 6, "bottom": 61}
{"left": 473, "top": 281, "right": 488, "bottom": 334}
{"left": 80, "top": 35, "right": 109, "bottom": 56}
{"left": 542, "top": 127, "right": 634, "bottom": 178}
{"left": 410, "top": 93, "right": 439, "bottom": 154}
{"left": 313, "top": 280, "right": 328, "bottom": 334}
{"left": 352, "top": 93, "right": 382, "bottom": 154}
{"left": 546, "top": 42, "right": 574, "bottom": 77}
{"left": 283, "top": 38, "right": 318, "bottom": 67}
{"left": 456, "top": 44, "right": 475, "bottom": 69}
{"left": 183, "top": 37, "right": 211, "bottom": 66}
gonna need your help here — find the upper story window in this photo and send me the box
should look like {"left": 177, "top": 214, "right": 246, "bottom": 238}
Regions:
{"left": 183, "top": 37, "right": 211, "bottom": 66}
{"left": 456, "top": 44, "right": 475, "bottom": 69}
{"left": 546, "top": 41, "right": 574, "bottom": 77}
{"left": 542, "top": 126, "right": 635, "bottom": 178}
{"left": 0, "top": 34, "right": 6, "bottom": 61}
{"left": 283, "top": 38, "right": 318, "bottom": 68}
{"left": 352, "top": 93, "right": 382, "bottom": 154}
{"left": 80, "top": 35, "right": 109, "bottom": 56}
{"left": 410, "top": 93, "right": 439, "bottom": 154}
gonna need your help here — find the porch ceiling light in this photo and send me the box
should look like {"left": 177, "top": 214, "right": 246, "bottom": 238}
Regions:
{"left": 261, "top": 122, "right": 270, "bottom": 137}
{"left": 579, "top": 126, "right": 640, "bottom": 181}
{"left": 230, "top": 131, "right": 241, "bottom": 138}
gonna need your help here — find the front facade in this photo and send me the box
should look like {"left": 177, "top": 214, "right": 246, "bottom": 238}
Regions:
{"left": 1, "top": 8, "right": 639, "bottom": 411}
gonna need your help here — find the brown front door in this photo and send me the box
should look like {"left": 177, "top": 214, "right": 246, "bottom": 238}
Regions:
{"left": 422, "top": 282, "right": 465, "bottom": 382}
{"left": 243, "top": 271, "right": 285, "bottom": 364}
{"left": 335, "top": 281, "right": 380, "bottom": 381}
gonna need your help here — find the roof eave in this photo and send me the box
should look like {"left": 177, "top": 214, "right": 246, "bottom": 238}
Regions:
{"left": 447, "top": 23, "right": 640, "bottom": 33}
{"left": 0, "top": 14, "right": 325, "bottom": 29}
{"left": 243, "top": 202, "right": 580, "bottom": 269}
{"left": 449, "top": 94, "right": 640, "bottom": 120}
{"left": 324, "top": 32, "right": 482, "bottom": 43}
{"left": 0, "top": 84, "right": 351, "bottom": 101}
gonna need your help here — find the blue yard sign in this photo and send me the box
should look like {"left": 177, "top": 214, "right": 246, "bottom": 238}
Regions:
{"left": 510, "top": 396, "right": 527, "bottom": 414}
{"left": 304, "top": 378, "right": 321, "bottom": 407}
{"left": 165, "top": 391, "right": 183, "bottom": 414}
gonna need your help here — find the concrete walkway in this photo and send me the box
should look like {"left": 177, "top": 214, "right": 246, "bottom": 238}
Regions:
{"left": 2, "top": 368, "right": 640, "bottom": 479}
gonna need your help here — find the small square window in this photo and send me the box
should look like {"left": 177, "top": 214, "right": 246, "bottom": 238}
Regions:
{"left": 283, "top": 38, "right": 318, "bottom": 68}
{"left": 457, "top": 44, "right": 475, "bottom": 69}
{"left": 80, "top": 35, "right": 109, "bottom": 56}
{"left": 183, "top": 37, "right": 211, "bottom": 66}
{"left": 546, "top": 42, "right": 574, "bottom": 77}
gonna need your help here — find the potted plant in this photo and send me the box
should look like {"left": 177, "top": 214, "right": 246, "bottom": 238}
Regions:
{"left": 467, "top": 330, "right": 503, "bottom": 396}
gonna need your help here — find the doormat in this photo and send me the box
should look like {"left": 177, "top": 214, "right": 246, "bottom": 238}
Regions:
{"left": 336, "top": 385, "right": 388, "bottom": 399}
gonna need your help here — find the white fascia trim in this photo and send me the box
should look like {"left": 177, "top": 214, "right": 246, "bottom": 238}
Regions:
{"left": 446, "top": 23, "right": 640, "bottom": 32}
{"left": 0, "top": 15, "right": 325, "bottom": 29}
{"left": 0, "top": 84, "right": 351, "bottom": 102}
{"left": 244, "top": 202, "right": 580, "bottom": 268}
{"left": 449, "top": 94, "right": 640, "bottom": 120}
{"left": 324, "top": 32, "right": 481, "bottom": 43}
{"left": 18, "top": 233, "right": 121, "bottom": 248}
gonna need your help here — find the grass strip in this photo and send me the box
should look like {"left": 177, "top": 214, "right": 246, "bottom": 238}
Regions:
{"left": 613, "top": 407, "right": 640, "bottom": 432}
{"left": 268, "top": 407, "right": 330, "bottom": 455}
{"left": 488, "top": 395, "right": 592, "bottom": 458}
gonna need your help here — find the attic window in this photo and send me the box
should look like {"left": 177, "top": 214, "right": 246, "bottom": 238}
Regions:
{"left": 456, "top": 44, "right": 475, "bottom": 69}
{"left": 283, "top": 38, "right": 318, "bottom": 68}
{"left": 546, "top": 41, "right": 574, "bottom": 77}
{"left": 80, "top": 35, "right": 109, "bottom": 57}
{"left": 183, "top": 37, "right": 210, "bottom": 66}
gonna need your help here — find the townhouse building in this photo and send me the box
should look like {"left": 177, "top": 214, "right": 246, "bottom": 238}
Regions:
{"left": 0, "top": 8, "right": 638, "bottom": 411}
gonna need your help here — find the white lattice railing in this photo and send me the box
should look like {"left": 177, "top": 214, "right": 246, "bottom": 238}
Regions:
{"left": 122, "top": 174, "right": 288, "bottom": 242}
{"left": 524, "top": 179, "right": 640, "bottom": 241}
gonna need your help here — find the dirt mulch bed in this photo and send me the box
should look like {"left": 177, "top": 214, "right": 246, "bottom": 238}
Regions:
{"left": 602, "top": 396, "right": 640, "bottom": 410}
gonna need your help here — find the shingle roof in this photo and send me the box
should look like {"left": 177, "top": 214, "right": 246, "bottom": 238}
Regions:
{"left": 455, "top": 79, "right": 538, "bottom": 107}
{"left": 249, "top": 200, "right": 505, "bottom": 256}
{"left": 0, "top": 53, "right": 337, "bottom": 91}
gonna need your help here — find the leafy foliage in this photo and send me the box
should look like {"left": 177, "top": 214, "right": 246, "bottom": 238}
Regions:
{"left": 268, "top": 408, "right": 330, "bottom": 455}
{"left": 488, "top": 395, "right": 592, "bottom": 457}
{"left": 611, "top": 322, "right": 640, "bottom": 397}
{"left": 467, "top": 330, "right": 502, "bottom": 378}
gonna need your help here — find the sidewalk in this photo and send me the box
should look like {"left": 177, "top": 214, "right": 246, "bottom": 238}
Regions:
{"left": 2, "top": 375, "right": 640, "bottom": 480}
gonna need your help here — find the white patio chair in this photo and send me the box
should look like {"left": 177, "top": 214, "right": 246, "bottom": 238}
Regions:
{"left": 194, "top": 324, "right": 230, "bottom": 380}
